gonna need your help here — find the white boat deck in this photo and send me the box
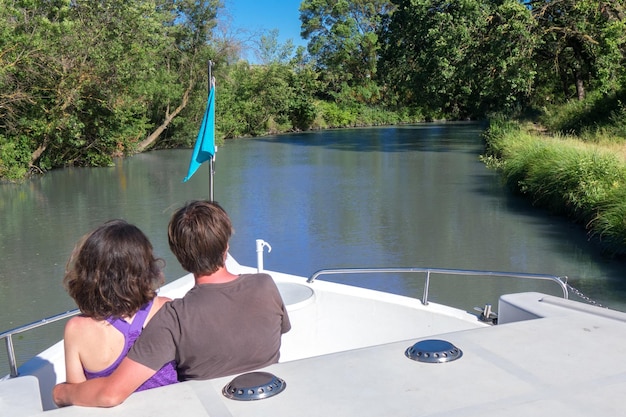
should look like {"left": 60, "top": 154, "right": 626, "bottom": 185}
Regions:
{"left": 3, "top": 257, "right": 625, "bottom": 416}
{"left": 11, "top": 291, "right": 624, "bottom": 417}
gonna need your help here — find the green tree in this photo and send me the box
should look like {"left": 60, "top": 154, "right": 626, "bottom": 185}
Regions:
{"left": 0, "top": 0, "right": 223, "bottom": 179}
{"left": 0, "top": 0, "right": 77, "bottom": 175}
{"left": 137, "top": 0, "right": 221, "bottom": 151}
{"left": 217, "top": 62, "right": 297, "bottom": 137}
{"left": 255, "top": 29, "right": 295, "bottom": 65}
{"left": 530, "top": 0, "right": 626, "bottom": 101}
{"left": 300, "top": 0, "right": 393, "bottom": 96}
{"left": 378, "top": 0, "right": 537, "bottom": 118}
{"left": 473, "top": 1, "right": 538, "bottom": 113}
{"left": 44, "top": 0, "right": 173, "bottom": 165}
{"left": 288, "top": 64, "right": 319, "bottom": 130}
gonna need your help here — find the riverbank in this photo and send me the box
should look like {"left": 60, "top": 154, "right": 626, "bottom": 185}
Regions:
{"left": 481, "top": 116, "right": 626, "bottom": 256}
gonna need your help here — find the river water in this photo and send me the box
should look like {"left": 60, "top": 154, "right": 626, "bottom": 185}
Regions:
{"left": 2, "top": 123, "right": 626, "bottom": 376}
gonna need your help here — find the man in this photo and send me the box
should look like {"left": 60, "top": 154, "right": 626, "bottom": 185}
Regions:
{"left": 53, "top": 200, "right": 291, "bottom": 407}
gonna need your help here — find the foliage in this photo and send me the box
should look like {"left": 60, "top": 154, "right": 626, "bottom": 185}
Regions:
{"left": 539, "top": 88, "right": 626, "bottom": 140}
{"left": 255, "top": 29, "right": 296, "bottom": 65}
{"left": 482, "top": 118, "right": 626, "bottom": 255}
{"left": 211, "top": 61, "right": 407, "bottom": 136}
{"left": 4, "top": 0, "right": 626, "bottom": 184}
{"left": 0, "top": 134, "right": 30, "bottom": 181}
{"left": 287, "top": 65, "right": 320, "bottom": 130}
{"left": 300, "top": 0, "right": 394, "bottom": 95}
{"left": 0, "top": 0, "right": 220, "bottom": 177}
{"left": 378, "top": 0, "right": 537, "bottom": 118}
{"left": 216, "top": 62, "right": 295, "bottom": 137}
{"left": 529, "top": 0, "right": 626, "bottom": 101}
{"left": 590, "top": 186, "right": 626, "bottom": 253}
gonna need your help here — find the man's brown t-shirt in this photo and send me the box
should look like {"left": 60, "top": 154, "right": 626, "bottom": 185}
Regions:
{"left": 128, "top": 273, "right": 291, "bottom": 380}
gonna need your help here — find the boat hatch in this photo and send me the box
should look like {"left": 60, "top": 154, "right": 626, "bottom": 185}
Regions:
{"left": 222, "top": 372, "right": 286, "bottom": 400}
{"left": 405, "top": 339, "right": 463, "bottom": 363}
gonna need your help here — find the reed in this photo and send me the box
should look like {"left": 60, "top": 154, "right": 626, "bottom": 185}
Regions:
{"left": 483, "top": 118, "right": 626, "bottom": 255}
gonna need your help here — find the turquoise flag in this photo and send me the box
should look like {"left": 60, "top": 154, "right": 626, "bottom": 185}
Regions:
{"left": 183, "top": 85, "right": 215, "bottom": 182}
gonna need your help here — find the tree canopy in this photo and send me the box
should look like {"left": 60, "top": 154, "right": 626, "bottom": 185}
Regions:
{"left": 0, "top": 0, "right": 221, "bottom": 179}
{"left": 379, "top": 0, "right": 538, "bottom": 117}
{"left": 529, "top": 0, "right": 626, "bottom": 100}
{"left": 2, "top": 0, "right": 626, "bottom": 181}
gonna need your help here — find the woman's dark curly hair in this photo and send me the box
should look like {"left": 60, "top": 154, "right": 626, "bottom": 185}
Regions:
{"left": 63, "top": 220, "right": 165, "bottom": 320}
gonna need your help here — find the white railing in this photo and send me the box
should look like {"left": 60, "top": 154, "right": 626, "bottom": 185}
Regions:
{"left": 307, "top": 267, "right": 568, "bottom": 305}
{"left": 1, "top": 309, "right": 79, "bottom": 378}
{"left": 1, "top": 264, "right": 568, "bottom": 379}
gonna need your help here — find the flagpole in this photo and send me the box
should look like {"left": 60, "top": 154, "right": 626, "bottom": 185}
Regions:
{"left": 208, "top": 60, "right": 215, "bottom": 202}
{"left": 182, "top": 61, "right": 216, "bottom": 187}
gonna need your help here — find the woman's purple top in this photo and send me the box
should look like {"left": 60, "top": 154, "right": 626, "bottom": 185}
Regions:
{"left": 83, "top": 300, "right": 178, "bottom": 391}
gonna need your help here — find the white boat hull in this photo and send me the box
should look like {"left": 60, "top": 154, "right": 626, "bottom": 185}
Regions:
{"left": 3, "top": 256, "right": 626, "bottom": 416}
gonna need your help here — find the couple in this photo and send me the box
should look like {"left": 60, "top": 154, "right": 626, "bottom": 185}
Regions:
{"left": 55, "top": 200, "right": 291, "bottom": 407}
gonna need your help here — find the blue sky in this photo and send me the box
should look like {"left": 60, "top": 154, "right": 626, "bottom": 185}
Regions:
{"left": 222, "top": 0, "right": 307, "bottom": 58}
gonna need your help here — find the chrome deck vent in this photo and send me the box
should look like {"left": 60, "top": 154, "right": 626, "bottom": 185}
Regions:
{"left": 405, "top": 339, "right": 463, "bottom": 363}
{"left": 222, "top": 372, "right": 286, "bottom": 401}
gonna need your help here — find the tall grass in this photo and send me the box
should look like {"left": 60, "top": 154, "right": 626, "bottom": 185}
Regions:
{"left": 540, "top": 89, "right": 626, "bottom": 143}
{"left": 482, "top": 118, "right": 626, "bottom": 256}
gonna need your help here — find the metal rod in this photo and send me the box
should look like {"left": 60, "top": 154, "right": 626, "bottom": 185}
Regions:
{"left": 306, "top": 267, "right": 569, "bottom": 303}
{"left": 208, "top": 59, "right": 214, "bottom": 202}
{"left": 422, "top": 271, "right": 431, "bottom": 305}
{"left": 1, "top": 309, "right": 80, "bottom": 378}
{"left": 208, "top": 60, "right": 213, "bottom": 96}
{"left": 5, "top": 335, "right": 17, "bottom": 378}
{"left": 209, "top": 158, "right": 214, "bottom": 202}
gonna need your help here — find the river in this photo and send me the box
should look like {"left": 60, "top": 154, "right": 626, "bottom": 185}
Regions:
{"left": 1, "top": 122, "right": 625, "bottom": 377}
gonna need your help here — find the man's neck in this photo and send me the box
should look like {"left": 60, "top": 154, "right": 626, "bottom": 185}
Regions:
{"left": 194, "top": 267, "right": 238, "bottom": 285}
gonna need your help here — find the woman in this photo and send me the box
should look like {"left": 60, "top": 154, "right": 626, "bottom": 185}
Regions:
{"left": 62, "top": 220, "right": 177, "bottom": 390}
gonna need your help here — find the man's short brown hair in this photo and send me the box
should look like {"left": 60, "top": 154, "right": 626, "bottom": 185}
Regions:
{"left": 168, "top": 200, "right": 233, "bottom": 276}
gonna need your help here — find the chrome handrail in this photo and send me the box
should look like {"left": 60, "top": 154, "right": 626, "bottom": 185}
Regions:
{"left": 1, "top": 267, "right": 569, "bottom": 379}
{"left": 307, "top": 267, "right": 569, "bottom": 305}
{"left": 1, "top": 309, "right": 80, "bottom": 378}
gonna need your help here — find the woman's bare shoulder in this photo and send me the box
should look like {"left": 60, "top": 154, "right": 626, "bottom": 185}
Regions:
{"left": 146, "top": 296, "right": 172, "bottom": 322}
{"left": 154, "top": 295, "right": 172, "bottom": 307}
{"left": 64, "top": 314, "right": 101, "bottom": 338}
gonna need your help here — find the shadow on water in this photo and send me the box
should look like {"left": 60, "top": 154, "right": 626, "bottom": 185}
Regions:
{"left": 471, "top": 170, "right": 626, "bottom": 304}
{"left": 255, "top": 122, "right": 488, "bottom": 154}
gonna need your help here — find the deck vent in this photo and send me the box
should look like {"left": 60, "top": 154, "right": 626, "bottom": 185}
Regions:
{"left": 223, "top": 372, "right": 286, "bottom": 401}
{"left": 405, "top": 339, "right": 463, "bottom": 363}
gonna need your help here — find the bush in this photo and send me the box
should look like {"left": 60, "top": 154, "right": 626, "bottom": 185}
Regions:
{"left": 482, "top": 118, "right": 626, "bottom": 255}
{"left": 540, "top": 90, "right": 626, "bottom": 142}
{"left": 318, "top": 101, "right": 357, "bottom": 127}
{"left": 590, "top": 187, "right": 626, "bottom": 252}
{"left": 0, "top": 135, "right": 31, "bottom": 182}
